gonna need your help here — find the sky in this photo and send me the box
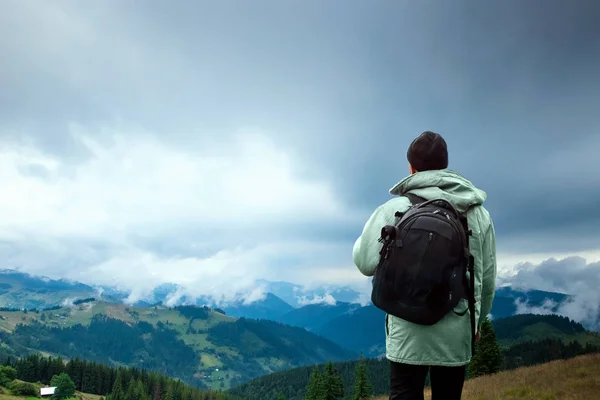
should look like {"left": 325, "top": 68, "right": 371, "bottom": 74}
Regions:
{"left": 1, "top": 0, "right": 600, "bottom": 306}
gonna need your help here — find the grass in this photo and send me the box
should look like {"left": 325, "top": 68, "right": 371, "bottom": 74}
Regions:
{"left": 375, "top": 354, "right": 600, "bottom": 400}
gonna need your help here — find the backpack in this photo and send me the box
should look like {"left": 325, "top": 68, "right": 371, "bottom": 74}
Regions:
{"left": 371, "top": 192, "right": 477, "bottom": 356}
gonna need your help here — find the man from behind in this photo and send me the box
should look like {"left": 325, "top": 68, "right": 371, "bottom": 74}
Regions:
{"left": 352, "top": 131, "right": 497, "bottom": 400}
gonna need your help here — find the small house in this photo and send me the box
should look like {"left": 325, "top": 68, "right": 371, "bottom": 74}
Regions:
{"left": 40, "top": 386, "right": 56, "bottom": 397}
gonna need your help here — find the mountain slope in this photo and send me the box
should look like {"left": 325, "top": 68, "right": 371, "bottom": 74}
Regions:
{"left": 314, "top": 305, "right": 386, "bottom": 357}
{"left": 307, "top": 288, "right": 574, "bottom": 357}
{"left": 0, "top": 270, "right": 99, "bottom": 310}
{"left": 492, "top": 313, "right": 600, "bottom": 347}
{"left": 490, "top": 286, "right": 570, "bottom": 319}
{"left": 277, "top": 302, "right": 362, "bottom": 331}
{"left": 0, "top": 300, "right": 355, "bottom": 390}
{"left": 222, "top": 293, "right": 294, "bottom": 320}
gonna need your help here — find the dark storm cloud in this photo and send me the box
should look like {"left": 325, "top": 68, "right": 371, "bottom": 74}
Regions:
{"left": 0, "top": 0, "right": 599, "bottom": 295}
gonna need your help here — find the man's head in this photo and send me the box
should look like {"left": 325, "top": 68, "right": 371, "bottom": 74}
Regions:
{"left": 406, "top": 131, "right": 448, "bottom": 174}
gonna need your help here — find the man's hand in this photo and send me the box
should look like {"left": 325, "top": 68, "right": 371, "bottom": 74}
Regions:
{"left": 475, "top": 331, "right": 481, "bottom": 343}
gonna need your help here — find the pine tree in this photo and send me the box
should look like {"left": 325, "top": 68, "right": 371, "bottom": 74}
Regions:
{"left": 322, "top": 361, "right": 344, "bottom": 400}
{"left": 110, "top": 371, "right": 126, "bottom": 400}
{"left": 304, "top": 366, "right": 325, "bottom": 400}
{"left": 351, "top": 357, "right": 372, "bottom": 400}
{"left": 136, "top": 378, "right": 149, "bottom": 400}
{"left": 164, "top": 382, "right": 175, "bottom": 400}
{"left": 468, "top": 317, "right": 503, "bottom": 378}
{"left": 126, "top": 377, "right": 138, "bottom": 399}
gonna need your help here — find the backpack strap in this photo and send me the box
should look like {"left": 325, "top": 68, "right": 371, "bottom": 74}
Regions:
{"left": 467, "top": 253, "right": 476, "bottom": 358}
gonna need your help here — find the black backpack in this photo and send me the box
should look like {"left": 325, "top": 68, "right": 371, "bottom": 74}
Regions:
{"left": 371, "top": 193, "right": 477, "bottom": 356}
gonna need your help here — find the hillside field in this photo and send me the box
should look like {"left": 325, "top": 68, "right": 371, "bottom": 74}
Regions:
{"left": 0, "top": 300, "right": 354, "bottom": 390}
{"left": 376, "top": 353, "right": 600, "bottom": 400}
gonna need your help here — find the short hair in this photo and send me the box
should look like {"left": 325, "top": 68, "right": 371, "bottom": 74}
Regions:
{"left": 406, "top": 131, "right": 448, "bottom": 171}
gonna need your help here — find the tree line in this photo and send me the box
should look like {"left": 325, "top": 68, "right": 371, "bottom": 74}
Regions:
{"left": 0, "top": 314, "right": 202, "bottom": 386}
{"left": 3, "top": 353, "right": 238, "bottom": 400}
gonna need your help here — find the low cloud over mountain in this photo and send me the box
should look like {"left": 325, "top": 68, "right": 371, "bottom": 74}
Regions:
{"left": 503, "top": 257, "right": 600, "bottom": 330}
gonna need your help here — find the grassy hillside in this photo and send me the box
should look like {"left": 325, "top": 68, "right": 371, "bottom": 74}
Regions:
{"left": 0, "top": 301, "right": 355, "bottom": 390}
{"left": 375, "top": 353, "right": 600, "bottom": 400}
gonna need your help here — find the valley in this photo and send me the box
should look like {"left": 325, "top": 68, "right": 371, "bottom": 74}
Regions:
{"left": 0, "top": 300, "right": 354, "bottom": 390}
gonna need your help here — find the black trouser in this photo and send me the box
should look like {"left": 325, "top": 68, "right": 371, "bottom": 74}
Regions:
{"left": 389, "top": 361, "right": 466, "bottom": 400}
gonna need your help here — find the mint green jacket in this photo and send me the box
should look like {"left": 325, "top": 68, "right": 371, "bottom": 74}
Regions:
{"left": 352, "top": 169, "right": 497, "bottom": 366}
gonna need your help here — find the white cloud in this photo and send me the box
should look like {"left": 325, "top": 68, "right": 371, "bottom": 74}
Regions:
{"left": 514, "top": 298, "right": 558, "bottom": 316}
{"left": 3, "top": 1, "right": 598, "bottom": 314}
{"left": 242, "top": 285, "right": 268, "bottom": 306}
{"left": 501, "top": 256, "right": 600, "bottom": 330}
{"left": 0, "top": 125, "right": 365, "bottom": 304}
{"left": 297, "top": 293, "right": 337, "bottom": 306}
{"left": 0, "top": 127, "right": 345, "bottom": 241}
{"left": 61, "top": 297, "right": 77, "bottom": 308}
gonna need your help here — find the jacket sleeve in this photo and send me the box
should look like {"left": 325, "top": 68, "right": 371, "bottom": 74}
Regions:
{"left": 352, "top": 197, "right": 409, "bottom": 277}
{"left": 478, "top": 218, "right": 497, "bottom": 328}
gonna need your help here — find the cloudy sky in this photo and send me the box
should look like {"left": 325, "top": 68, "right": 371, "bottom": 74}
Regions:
{"left": 1, "top": 0, "right": 599, "bottom": 304}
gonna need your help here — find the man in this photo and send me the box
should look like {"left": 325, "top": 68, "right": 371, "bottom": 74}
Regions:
{"left": 352, "top": 131, "right": 497, "bottom": 400}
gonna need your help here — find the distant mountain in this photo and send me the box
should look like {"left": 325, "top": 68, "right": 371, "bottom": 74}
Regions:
{"left": 306, "top": 287, "right": 574, "bottom": 357}
{"left": 0, "top": 269, "right": 365, "bottom": 316}
{"left": 490, "top": 286, "right": 570, "bottom": 319}
{"left": 222, "top": 292, "right": 294, "bottom": 320}
{"left": 0, "top": 269, "right": 100, "bottom": 309}
{"left": 316, "top": 305, "right": 386, "bottom": 358}
{"left": 256, "top": 280, "right": 362, "bottom": 308}
{"left": 278, "top": 302, "right": 363, "bottom": 332}
{"left": 0, "top": 300, "right": 356, "bottom": 390}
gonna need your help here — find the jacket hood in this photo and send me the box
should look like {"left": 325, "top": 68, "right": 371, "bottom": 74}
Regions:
{"left": 389, "top": 169, "right": 487, "bottom": 213}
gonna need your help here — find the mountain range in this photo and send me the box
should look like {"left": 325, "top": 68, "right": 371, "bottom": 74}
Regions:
{"left": 0, "top": 269, "right": 587, "bottom": 353}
